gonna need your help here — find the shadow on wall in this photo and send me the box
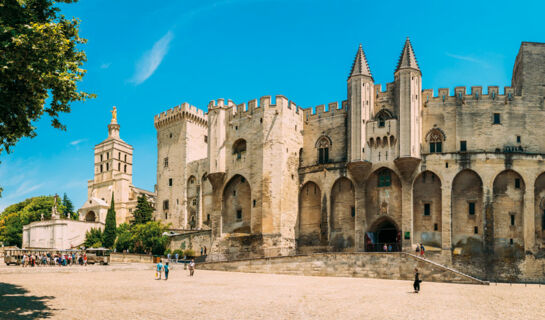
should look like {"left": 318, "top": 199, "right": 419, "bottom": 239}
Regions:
{"left": 0, "top": 282, "right": 54, "bottom": 319}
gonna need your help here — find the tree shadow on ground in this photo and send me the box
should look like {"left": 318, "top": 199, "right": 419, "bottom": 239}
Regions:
{"left": 0, "top": 282, "right": 54, "bottom": 319}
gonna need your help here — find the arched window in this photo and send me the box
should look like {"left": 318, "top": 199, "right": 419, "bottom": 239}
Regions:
{"left": 426, "top": 128, "right": 446, "bottom": 153}
{"left": 315, "top": 136, "right": 331, "bottom": 164}
{"left": 377, "top": 169, "right": 391, "bottom": 187}
{"left": 232, "top": 139, "right": 247, "bottom": 160}
{"left": 375, "top": 109, "right": 394, "bottom": 128}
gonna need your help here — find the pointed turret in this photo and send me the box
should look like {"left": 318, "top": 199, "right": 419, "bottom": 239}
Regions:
{"left": 349, "top": 44, "right": 373, "bottom": 79}
{"left": 395, "top": 38, "right": 420, "bottom": 73}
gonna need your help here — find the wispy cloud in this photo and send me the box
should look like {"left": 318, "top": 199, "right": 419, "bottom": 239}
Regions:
{"left": 130, "top": 31, "right": 174, "bottom": 85}
{"left": 69, "top": 139, "right": 87, "bottom": 146}
{"left": 100, "top": 63, "right": 111, "bottom": 69}
{"left": 445, "top": 52, "right": 491, "bottom": 68}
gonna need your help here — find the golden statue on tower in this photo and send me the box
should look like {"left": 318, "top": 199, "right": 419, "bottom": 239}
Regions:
{"left": 111, "top": 106, "right": 117, "bottom": 121}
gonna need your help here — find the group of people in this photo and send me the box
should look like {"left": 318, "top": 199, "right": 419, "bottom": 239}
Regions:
{"left": 20, "top": 252, "right": 88, "bottom": 267}
{"left": 155, "top": 259, "right": 195, "bottom": 280}
{"left": 415, "top": 243, "right": 426, "bottom": 256}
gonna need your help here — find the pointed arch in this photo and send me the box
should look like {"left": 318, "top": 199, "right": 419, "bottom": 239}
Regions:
{"left": 298, "top": 181, "right": 322, "bottom": 246}
{"left": 535, "top": 173, "right": 545, "bottom": 244}
{"left": 330, "top": 177, "right": 355, "bottom": 250}
{"left": 492, "top": 170, "right": 524, "bottom": 252}
{"left": 222, "top": 174, "right": 251, "bottom": 234}
{"left": 452, "top": 169, "right": 483, "bottom": 253}
{"left": 413, "top": 171, "right": 442, "bottom": 247}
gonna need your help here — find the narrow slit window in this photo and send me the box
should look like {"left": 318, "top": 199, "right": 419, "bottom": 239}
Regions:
{"left": 468, "top": 202, "right": 475, "bottom": 215}
{"left": 424, "top": 203, "right": 431, "bottom": 216}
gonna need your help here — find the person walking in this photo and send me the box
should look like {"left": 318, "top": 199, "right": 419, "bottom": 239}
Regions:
{"left": 189, "top": 259, "right": 195, "bottom": 276}
{"left": 167, "top": 252, "right": 171, "bottom": 263}
{"left": 200, "top": 247, "right": 204, "bottom": 256}
{"left": 83, "top": 253, "right": 88, "bottom": 266}
{"left": 420, "top": 243, "right": 425, "bottom": 257}
{"left": 204, "top": 246, "right": 207, "bottom": 255}
{"left": 164, "top": 262, "right": 170, "bottom": 280}
{"left": 413, "top": 268, "right": 422, "bottom": 293}
{"left": 175, "top": 252, "right": 179, "bottom": 263}
{"left": 156, "top": 260, "right": 163, "bottom": 280}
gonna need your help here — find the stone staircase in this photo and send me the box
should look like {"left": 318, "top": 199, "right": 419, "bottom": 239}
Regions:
{"left": 198, "top": 252, "right": 489, "bottom": 285}
{"left": 404, "top": 253, "right": 489, "bottom": 285}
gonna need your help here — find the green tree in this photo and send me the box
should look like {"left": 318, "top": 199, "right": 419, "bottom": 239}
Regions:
{"left": 102, "top": 193, "right": 116, "bottom": 248}
{"left": 131, "top": 195, "right": 153, "bottom": 225}
{"left": 62, "top": 192, "right": 76, "bottom": 219}
{"left": 0, "top": 195, "right": 63, "bottom": 247}
{"left": 114, "top": 223, "right": 133, "bottom": 252}
{"left": 83, "top": 227, "right": 102, "bottom": 248}
{"left": 131, "top": 221, "right": 170, "bottom": 255}
{"left": 0, "top": 0, "right": 94, "bottom": 154}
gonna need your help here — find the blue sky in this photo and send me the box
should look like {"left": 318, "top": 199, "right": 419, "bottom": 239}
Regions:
{"left": 0, "top": 0, "right": 543, "bottom": 211}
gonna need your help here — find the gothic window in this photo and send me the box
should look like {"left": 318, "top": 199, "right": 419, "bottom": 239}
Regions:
{"left": 107, "top": 153, "right": 109, "bottom": 160}
{"left": 233, "top": 139, "right": 247, "bottom": 160}
{"left": 124, "top": 154, "right": 127, "bottom": 162}
{"left": 316, "top": 136, "right": 331, "bottom": 164}
{"left": 169, "top": 178, "right": 173, "bottom": 186}
{"left": 375, "top": 109, "right": 394, "bottom": 128}
{"left": 204, "top": 135, "right": 208, "bottom": 143}
{"left": 192, "top": 199, "right": 197, "bottom": 206}
{"left": 163, "top": 200, "right": 169, "bottom": 210}
{"left": 100, "top": 154, "right": 103, "bottom": 162}
{"left": 377, "top": 170, "right": 391, "bottom": 187}
{"left": 164, "top": 157, "right": 168, "bottom": 167}
{"left": 118, "top": 152, "right": 121, "bottom": 159}
{"left": 100, "top": 164, "right": 103, "bottom": 172}
{"left": 106, "top": 163, "right": 109, "bottom": 171}
{"left": 236, "top": 209, "right": 242, "bottom": 221}
{"left": 426, "top": 128, "right": 445, "bottom": 153}
{"left": 118, "top": 163, "right": 120, "bottom": 171}
{"left": 124, "top": 165, "right": 127, "bottom": 173}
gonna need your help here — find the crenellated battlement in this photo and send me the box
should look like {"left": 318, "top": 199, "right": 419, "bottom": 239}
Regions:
{"left": 154, "top": 102, "right": 208, "bottom": 129}
{"left": 302, "top": 100, "right": 348, "bottom": 122}
{"left": 208, "top": 95, "right": 302, "bottom": 120}
{"left": 422, "top": 86, "right": 516, "bottom": 104}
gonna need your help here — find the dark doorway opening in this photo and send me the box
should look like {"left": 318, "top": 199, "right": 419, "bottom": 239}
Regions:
{"left": 365, "top": 218, "right": 401, "bottom": 252}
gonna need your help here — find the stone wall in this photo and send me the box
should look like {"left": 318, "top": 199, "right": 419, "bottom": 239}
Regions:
{"left": 198, "top": 252, "right": 487, "bottom": 285}
{"left": 110, "top": 253, "right": 153, "bottom": 263}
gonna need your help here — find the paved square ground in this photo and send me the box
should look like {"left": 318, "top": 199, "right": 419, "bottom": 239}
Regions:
{"left": 0, "top": 263, "right": 543, "bottom": 319}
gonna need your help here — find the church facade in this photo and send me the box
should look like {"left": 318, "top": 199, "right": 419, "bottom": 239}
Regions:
{"left": 154, "top": 40, "right": 545, "bottom": 264}
{"left": 78, "top": 108, "right": 156, "bottom": 225}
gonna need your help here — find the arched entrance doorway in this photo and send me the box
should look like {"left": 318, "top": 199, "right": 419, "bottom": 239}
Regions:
{"left": 366, "top": 217, "right": 401, "bottom": 252}
{"left": 85, "top": 211, "right": 96, "bottom": 222}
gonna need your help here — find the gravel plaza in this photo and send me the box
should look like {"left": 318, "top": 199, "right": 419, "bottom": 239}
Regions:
{"left": 0, "top": 261, "right": 543, "bottom": 320}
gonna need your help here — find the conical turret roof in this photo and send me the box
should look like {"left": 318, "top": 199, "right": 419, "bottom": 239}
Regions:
{"left": 395, "top": 38, "right": 420, "bottom": 73}
{"left": 349, "top": 44, "right": 373, "bottom": 79}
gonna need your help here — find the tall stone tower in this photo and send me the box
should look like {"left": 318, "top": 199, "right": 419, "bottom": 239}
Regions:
{"left": 347, "top": 44, "right": 374, "bottom": 180}
{"left": 394, "top": 38, "right": 422, "bottom": 177}
{"left": 154, "top": 104, "right": 208, "bottom": 228}
{"left": 84, "top": 107, "right": 134, "bottom": 224}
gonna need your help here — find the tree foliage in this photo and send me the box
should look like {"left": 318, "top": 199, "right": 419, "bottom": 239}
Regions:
{"left": 83, "top": 227, "right": 102, "bottom": 248}
{"left": 102, "top": 193, "right": 116, "bottom": 248}
{"left": 0, "top": 0, "right": 94, "bottom": 154}
{"left": 131, "top": 221, "right": 170, "bottom": 255}
{"left": 0, "top": 195, "right": 65, "bottom": 247}
{"left": 131, "top": 195, "right": 153, "bottom": 225}
{"left": 114, "top": 223, "right": 132, "bottom": 252}
{"left": 62, "top": 192, "right": 77, "bottom": 219}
